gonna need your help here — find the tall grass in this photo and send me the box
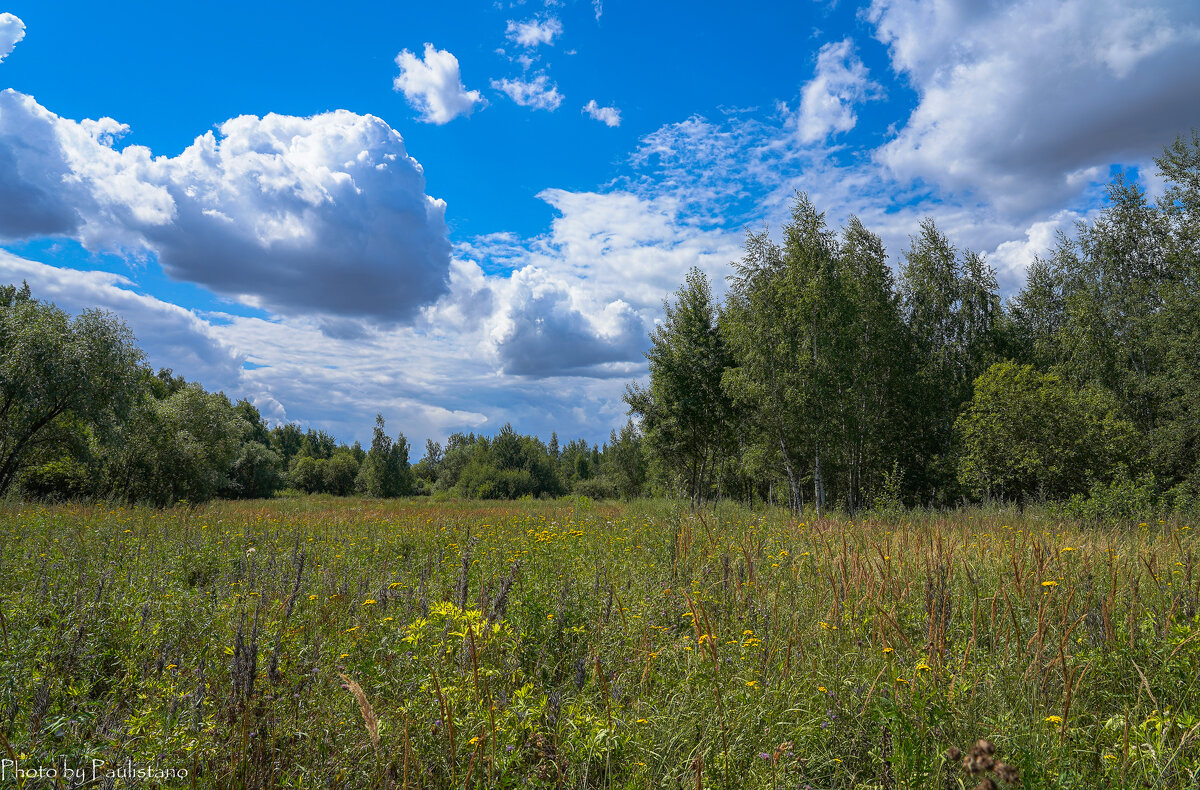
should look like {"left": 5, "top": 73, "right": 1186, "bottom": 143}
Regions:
{"left": 0, "top": 497, "right": 1197, "bottom": 787}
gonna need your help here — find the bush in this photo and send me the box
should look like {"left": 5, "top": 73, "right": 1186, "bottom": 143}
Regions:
{"left": 17, "top": 457, "right": 90, "bottom": 501}
{"left": 573, "top": 476, "right": 619, "bottom": 500}
{"left": 956, "top": 362, "right": 1138, "bottom": 501}
{"left": 1061, "top": 469, "right": 1163, "bottom": 523}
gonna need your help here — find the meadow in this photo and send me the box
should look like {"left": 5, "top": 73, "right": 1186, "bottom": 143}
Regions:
{"left": 1, "top": 497, "right": 1198, "bottom": 789}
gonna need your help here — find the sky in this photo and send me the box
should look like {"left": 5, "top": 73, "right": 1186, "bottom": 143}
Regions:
{"left": 1, "top": 0, "right": 1199, "bottom": 451}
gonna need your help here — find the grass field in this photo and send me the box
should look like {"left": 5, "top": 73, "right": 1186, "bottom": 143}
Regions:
{"left": 1, "top": 497, "right": 1198, "bottom": 788}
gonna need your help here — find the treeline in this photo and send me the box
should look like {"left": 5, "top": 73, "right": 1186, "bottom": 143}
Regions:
{"left": 415, "top": 422, "right": 645, "bottom": 500}
{"left": 0, "top": 283, "right": 417, "bottom": 506}
{"left": 0, "top": 281, "right": 646, "bottom": 504}
{"left": 626, "top": 131, "right": 1200, "bottom": 513}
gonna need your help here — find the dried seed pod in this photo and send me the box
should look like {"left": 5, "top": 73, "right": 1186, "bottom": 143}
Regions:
{"left": 945, "top": 746, "right": 962, "bottom": 762}
{"left": 962, "top": 751, "right": 994, "bottom": 774}
{"left": 973, "top": 779, "right": 998, "bottom": 790}
{"left": 994, "top": 761, "right": 1019, "bottom": 784}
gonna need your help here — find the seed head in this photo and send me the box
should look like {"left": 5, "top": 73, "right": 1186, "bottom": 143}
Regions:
{"left": 994, "top": 761, "right": 1018, "bottom": 784}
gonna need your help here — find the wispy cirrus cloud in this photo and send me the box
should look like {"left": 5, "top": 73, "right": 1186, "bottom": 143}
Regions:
{"left": 505, "top": 17, "right": 563, "bottom": 48}
{"left": 492, "top": 73, "right": 563, "bottom": 110}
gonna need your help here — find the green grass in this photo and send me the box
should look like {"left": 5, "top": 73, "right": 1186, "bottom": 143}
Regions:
{"left": 1, "top": 496, "right": 1198, "bottom": 788}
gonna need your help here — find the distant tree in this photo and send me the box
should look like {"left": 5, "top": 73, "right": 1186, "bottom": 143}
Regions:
{"left": 454, "top": 424, "right": 562, "bottom": 499}
{"left": 301, "top": 429, "right": 338, "bottom": 460}
{"left": 898, "top": 219, "right": 1002, "bottom": 502}
{"left": 0, "top": 282, "right": 143, "bottom": 497}
{"left": 604, "top": 420, "right": 647, "bottom": 499}
{"left": 1008, "top": 251, "right": 1067, "bottom": 369}
{"left": 289, "top": 455, "right": 326, "bottom": 494}
{"left": 836, "top": 217, "right": 917, "bottom": 511}
{"left": 225, "top": 441, "right": 283, "bottom": 499}
{"left": 101, "top": 383, "right": 246, "bottom": 505}
{"left": 270, "top": 424, "right": 306, "bottom": 468}
{"left": 324, "top": 449, "right": 361, "bottom": 495}
{"left": 355, "top": 414, "right": 414, "bottom": 497}
{"left": 222, "top": 399, "right": 283, "bottom": 499}
{"left": 626, "top": 267, "right": 733, "bottom": 506}
{"left": 414, "top": 438, "right": 443, "bottom": 486}
{"left": 722, "top": 195, "right": 844, "bottom": 513}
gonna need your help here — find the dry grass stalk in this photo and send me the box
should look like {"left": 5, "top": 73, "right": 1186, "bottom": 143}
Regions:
{"left": 339, "top": 673, "right": 380, "bottom": 751}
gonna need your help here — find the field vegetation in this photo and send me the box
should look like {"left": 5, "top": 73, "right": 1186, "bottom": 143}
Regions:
{"left": 3, "top": 497, "right": 1199, "bottom": 788}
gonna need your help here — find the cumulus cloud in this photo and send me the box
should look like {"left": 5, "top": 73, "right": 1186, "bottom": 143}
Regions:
{"left": 484, "top": 267, "right": 645, "bottom": 377}
{"left": 868, "top": 0, "right": 1200, "bottom": 216}
{"left": 138, "top": 111, "right": 452, "bottom": 322}
{"left": 793, "top": 39, "right": 880, "bottom": 144}
{"left": 436, "top": 189, "right": 740, "bottom": 378}
{"left": 393, "top": 43, "right": 484, "bottom": 124}
{"left": 0, "top": 91, "right": 453, "bottom": 322}
{"left": 582, "top": 100, "right": 621, "bottom": 127}
{"left": 505, "top": 17, "right": 563, "bottom": 48}
{"left": 492, "top": 74, "right": 563, "bottom": 110}
{"left": 0, "top": 12, "right": 24, "bottom": 62}
{"left": 0, "top": 89, "right": 173, "bottom": 245}
{"left": 0, "top": 249, "right": 246, "bottom": 391}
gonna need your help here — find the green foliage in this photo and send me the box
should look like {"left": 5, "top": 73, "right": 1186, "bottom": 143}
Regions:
{"left": 0, "top": 282, "right": 143, "bottom": 496}
{"left": 99, "top": 383, "right": 248, "bottom": 506}
{"left": 289, "top": 454, "right": 326, "bottom": 494}
{"left": 16, "top": 455, "right": 90, "bottom": 501}
{"left": 221, "top": 400, "right": 283, "bottom": 499}
{"left": 1062, "top": 469, "right": 1164, "bottom": 523}
{"left": 4, "top": 498, "right": 1200, "bottom": 788}
{"left": 626, "top": 267, "right": 733, "bottom": 504}
{"left": 956, "top": 362, "right": 1139, "bottom": 501}
{"left": 449, "top": 424, "right": 563, "bottom": 499}
{"left": 355, "top": 414, "right": 414, "bottom": 497}
{"left": 572, "top": 475, "right": 619, "bottom": 500}
{"left": 898, "top": 219, "right": 1003, "bottom": 502}
{"left": 721, "top": 196, "right": 843, "bottom": 513}
{"left": 603, "top": 420, "right": 647, "bottom": 499}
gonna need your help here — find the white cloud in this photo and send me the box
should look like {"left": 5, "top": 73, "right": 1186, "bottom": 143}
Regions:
{"left": 0, "top": 90, "right": 453, "bottom": 322}
{"left": 793, "top": 39, "right": 880, "bottom": 143}
{"left": 0, "top": 12, "right": 24, "bottom": 62}
{"left": 441, "top": 189, "right": 740, "bottom": 377}
{"left": 505, "top": 17, "right": 563, "bottom": 48}
{"left": 0, "top": 89, "right": 173, "bottom": 246}
{"left": 393, "top": 43, "right": 484, "bottom": 124}
{"left": 626, "top": 110, "right": 1109, "bottom": 293}
{"left": 582, "top": 99, "right": 621, "bottom": 127}
{"left": 0, "top": 249, "right": 246, "bottom": 392}
{"left": 492, "top": 74, "right": 563, "bottom": 110}
{"left": 868, "top": 0, "right": 1200, "bottom": 217}
{"left": 0, "top": 246, "right": 631, "bottom": 448}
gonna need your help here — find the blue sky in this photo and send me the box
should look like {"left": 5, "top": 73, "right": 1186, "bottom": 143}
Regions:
{"left": 2, "top": 0, "right": 1199, "bottom": 451}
